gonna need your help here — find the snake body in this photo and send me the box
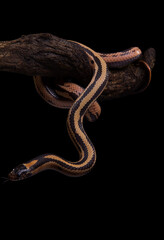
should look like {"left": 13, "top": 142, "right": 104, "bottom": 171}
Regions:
{"left": 8, "top": 41, "right": 141, "bottom": 181}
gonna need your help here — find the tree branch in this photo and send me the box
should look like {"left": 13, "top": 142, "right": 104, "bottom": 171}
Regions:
{"left": 0, "top": 33, "right": 156, "bottom": 101}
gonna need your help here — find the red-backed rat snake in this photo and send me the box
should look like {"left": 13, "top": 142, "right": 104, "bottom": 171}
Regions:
{"left": 8, "top": 40, "right": 144, "bottom": 181}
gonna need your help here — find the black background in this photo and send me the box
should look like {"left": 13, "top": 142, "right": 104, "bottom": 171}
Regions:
{"left": 0, "top": 2, "right": 162, "bottom": 236}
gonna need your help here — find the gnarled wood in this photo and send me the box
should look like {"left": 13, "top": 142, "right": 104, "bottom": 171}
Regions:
{"left": 0, "top": 33, "right": 156, "bottom": 101}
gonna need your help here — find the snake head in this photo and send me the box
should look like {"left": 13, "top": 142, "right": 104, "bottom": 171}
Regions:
{"left": 8, "top": 164, "right": 32, "bottom": 181}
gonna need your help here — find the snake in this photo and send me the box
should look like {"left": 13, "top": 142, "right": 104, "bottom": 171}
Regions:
{"left": 8, "top": 41, "right": 142, "bottom": 181}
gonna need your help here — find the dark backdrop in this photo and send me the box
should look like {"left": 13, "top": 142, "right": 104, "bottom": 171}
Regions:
{"left": 0, "top": 4, "right": 161, "bottom": 183}
{"left": 0, "top": 3, "right": 162, "bottom": 235}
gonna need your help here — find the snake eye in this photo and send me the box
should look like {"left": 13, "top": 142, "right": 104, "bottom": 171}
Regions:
{"left": 90, "top": 60, "right": 94, "bottom": 64}
{"left": 8, "top": 164, "right": 31, "bottom": 181}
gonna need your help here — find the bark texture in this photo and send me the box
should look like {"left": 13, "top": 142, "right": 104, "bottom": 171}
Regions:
{"left": 0, "top": 33, "right": 156, "bottom": 101}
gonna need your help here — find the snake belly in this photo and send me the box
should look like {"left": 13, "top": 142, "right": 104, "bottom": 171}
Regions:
{"left": 8, "top": 41, "right": 109, "bottom": 180}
